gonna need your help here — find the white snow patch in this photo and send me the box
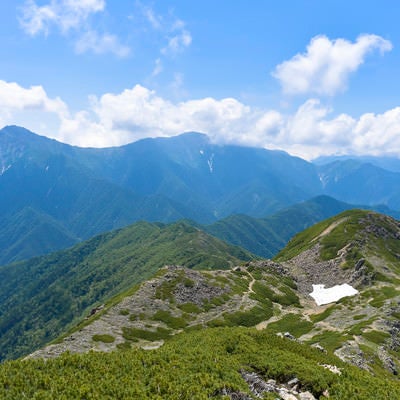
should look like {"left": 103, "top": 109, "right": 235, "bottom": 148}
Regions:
{"left": 310, "top": 283, "right": 358, "bottom": 306}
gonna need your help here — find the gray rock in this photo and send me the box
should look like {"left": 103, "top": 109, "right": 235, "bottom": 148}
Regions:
{"left": 299, "top": 391, "right": 317, "bottom": 400}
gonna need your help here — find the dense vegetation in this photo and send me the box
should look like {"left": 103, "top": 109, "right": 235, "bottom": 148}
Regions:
{"left": 1, "top": 328, "right": 399, "bottom": 399}
{"left": 0, "top": 221, "right": 252, "bottom": 361}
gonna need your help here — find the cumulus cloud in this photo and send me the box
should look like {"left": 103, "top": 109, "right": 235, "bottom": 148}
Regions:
{"left": 57, "top": 85, "right": 400, "bottom": 159}
{"left": 273, "top": 34, "right": 392, "bottom": 96}
{"left": 3, "top": 80, "right": 400, "bottom": 160}
{"left": 0, "top": 80, "right": 67, "bottom": 116}
{"left": 0, "top": 80, "right": 69, "bottom": 135}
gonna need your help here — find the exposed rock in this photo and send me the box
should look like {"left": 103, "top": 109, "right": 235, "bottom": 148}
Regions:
{"left": 377, "top": 346, "right": 398, "bottom": 375}
{"left": 299, "top": 392, "right": 317, "bottom": 400}
{"left": 282, "top": 244, "right": 354, "bottom": 295}
{"left": 278, "top": 388, "right": 298, "bottom": 400}
{"left": 241, "top": 371, "right": 276, "bottom": 396}
{"left": 284, "top": 332, "right": 296, "bottom": 341}
{"left": 287, "top": 377, "right": 300, "bottom": 388}
{"left": 386, "top": 318, "right": 400, "bottom": 351}
{"left": 319, "top": 364, "right": 342, "bottom": 375}
{"left": 173, "top": 273, "right": 229, "bottom": 305}
{"left": 211, "top": 388, "right": 252, "bottom": 399}
{"left": 241, "top": 371, "right": 319, "bottom": 400}
{"left": 334, "top": 343, "right": 369, "bottom": 371}
{"left": 311, "top": 343, "right": 327, "bottom": 353}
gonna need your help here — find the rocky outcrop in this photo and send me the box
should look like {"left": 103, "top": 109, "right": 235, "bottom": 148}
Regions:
{"left": 240, "top": 371, "right": 320, "bottom": 400}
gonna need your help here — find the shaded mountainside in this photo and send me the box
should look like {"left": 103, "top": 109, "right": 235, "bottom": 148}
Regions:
{"left": 0, "top": 207, "right": 77, "bottom": 265}
{"left": 0, "top": 221, "right": 252, "bottom": 361}
{"left": 314, "top": 154, "right": 400, "bottom": 173}
{"left": 317, "top": 160, "right": 400, "bottom": 210}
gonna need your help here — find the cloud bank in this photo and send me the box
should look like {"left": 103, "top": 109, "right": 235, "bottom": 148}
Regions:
{"left": 2, "top": 80, "right": 400, "bottom": 159}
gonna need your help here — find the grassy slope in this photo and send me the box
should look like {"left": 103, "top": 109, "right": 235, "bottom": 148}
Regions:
{"left": 205, "top": 195, "right": 354, "bottom": 258}
{"left": 274, "top": 209, "right": 400, "bottom": 263}
{"left": 0, "top": 327, "right": 398, "bottom": 399}
{"left": 0, "top": 221, "right": 253, "bottom": 361}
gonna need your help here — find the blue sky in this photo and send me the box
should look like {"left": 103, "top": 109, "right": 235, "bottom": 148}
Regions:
{"left": 0, "top": 0, "right": 400, "bottom": 159}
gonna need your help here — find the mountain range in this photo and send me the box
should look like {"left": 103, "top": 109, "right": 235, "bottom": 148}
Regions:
{"left": 1, "top": 125, "right": 400, "bottom": 265}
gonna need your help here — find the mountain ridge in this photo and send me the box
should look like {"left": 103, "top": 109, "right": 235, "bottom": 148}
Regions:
{"left": 0, "top": 219, "right": 253, "bottom": 361}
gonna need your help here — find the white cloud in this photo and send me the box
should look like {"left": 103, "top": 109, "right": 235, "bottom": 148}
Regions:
{"left": 161, "top": 29, "right": 192, "bottom": 56}
{"left": 273, "top": 34, "right": 392, "bottom": 96}
{"left": 19, "top": 0, "right": 129, "bottom": 57}
{"left": 3, "top": 80, "right": 400, "bottom": 160}
{"left": 137, "top": 3, "right": 192, "bottom": 76}
{"left": 0, "top": 80, "right": 67, "bottom": 116}
{"left": 142, "top": 6, "right": 162, "bottom": 30}
{"left": 75, "top": 30, "right": 131, "bottom": 57}
{"left": 19, "top": 0, "right": 105, "bottom": 35}
{"left": 58, "top": 85, "right": 400, "bottom": 159}
{"left": 0, "top": 80, "right": 69, "bottom": 135}
{"left": 152, "top": 58, "right": 163, "bottom": 76}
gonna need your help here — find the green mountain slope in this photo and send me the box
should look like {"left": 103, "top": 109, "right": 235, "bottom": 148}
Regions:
{"left": 275, "top": 209, "right": 400, "bottom": 264}
{"left": 0, "top": 207, "right": 78, "bottom": 265}
{"left": 205, "top": 195, "right": 400, "bottom": 258}
{"left": 0, "top": 221, "right": 252, "bottom": 361}
{"left": 1, "top": 327, "right": 398, "bottom": 400}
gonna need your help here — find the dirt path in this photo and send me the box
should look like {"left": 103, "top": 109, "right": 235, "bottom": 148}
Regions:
{"left": 245, "top": 270, "right": 256, "bottom": 294}
{"left": 312, "top": 217, "right": 348, "bottom": 242}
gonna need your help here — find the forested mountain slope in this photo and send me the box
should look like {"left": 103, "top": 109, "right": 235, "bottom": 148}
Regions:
{"left": 0, "top": 220, "right": 252, "bottom": 361}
